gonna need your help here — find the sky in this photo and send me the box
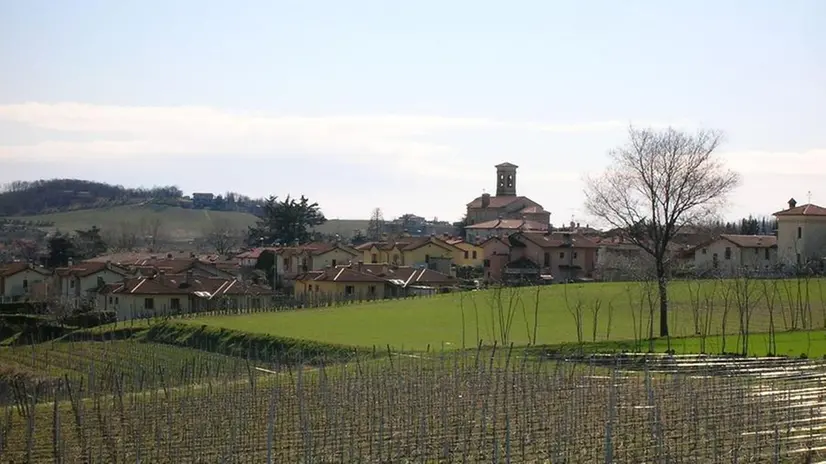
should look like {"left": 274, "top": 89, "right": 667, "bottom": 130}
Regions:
{"left": 1, "top": 0, "right": 824, "bottom": 225}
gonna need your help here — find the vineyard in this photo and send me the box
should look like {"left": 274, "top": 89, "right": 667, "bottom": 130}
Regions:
{"left": 0, "top": 340, "right": 825, "bottom": 462}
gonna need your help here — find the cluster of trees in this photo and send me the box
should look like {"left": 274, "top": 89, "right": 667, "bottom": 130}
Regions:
{"left": 0, "top": 179, "right": 184, "bottom": 216}
{"left": 246, "top": 195, "right": 327, "bottom": 246}
{"left": 45, "top": 226, "right": 108, "bottom": 267}
{"left": 711, "top": 216, "right": 778, "bottom": 236}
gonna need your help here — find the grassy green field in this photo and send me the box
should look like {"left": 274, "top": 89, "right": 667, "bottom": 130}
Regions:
{"left": 8, "top": 204, "right": 369, "bottom": 241}
{"left": 187, "top": 279, "right": 826, "bottom": 354}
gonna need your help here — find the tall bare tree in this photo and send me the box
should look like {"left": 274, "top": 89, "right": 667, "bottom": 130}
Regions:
{"left": 205, "top": 218, "right": 242, "bottom": 255}
{"left": 366, "top": 207, "right": 385, "bottom": 241}
{"left": 585, "top": 126, "right": 740, "bottom": 336}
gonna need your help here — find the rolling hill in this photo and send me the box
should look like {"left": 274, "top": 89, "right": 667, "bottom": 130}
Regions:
{"left": 5, "top": 204, "right": 370, "bottom": 244}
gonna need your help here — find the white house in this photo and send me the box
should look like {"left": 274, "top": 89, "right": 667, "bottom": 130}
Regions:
{"left": 98, "top": 271, "right": 272, "bottom": 321}
{"left": 692, "top": 234, "right": 777, "bottom": 275}
{"left": 54, "top": 260, "right": 132, "bottom": 305}
{"left": 0, "top": 262, "right": 52, "bottom": 303}
{"left": 773, "top": 198, "right": 826, "bottom": 269}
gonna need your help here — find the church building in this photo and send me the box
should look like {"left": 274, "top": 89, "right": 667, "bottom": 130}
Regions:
{"left": 465, "top": 163, "right": 551, "bottom": 227}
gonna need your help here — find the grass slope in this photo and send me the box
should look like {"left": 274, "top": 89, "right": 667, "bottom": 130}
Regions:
{"left": 186, "top": 279, "right": 826, "bottom": 352}
{"left": 11, "top": 204, "right": 368, "bottom": 241}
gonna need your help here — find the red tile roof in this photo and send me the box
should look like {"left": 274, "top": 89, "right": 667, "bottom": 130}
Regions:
{"left": 720, "top": 234, "right": 777, "bottom": 248}
{"left": 55, "top": 261, "right": 130, "bottom": 277}
{"left": 513, "top": 232, "right": 599, "bottom": 249}
{"left": 0, "top": 262, "right": 51, "bottom": 277}
{"left": 108, "top": 273, "right": 270, "bottom": 297}
{"left": 773, "top": 203, "right": 826, "bottom": 217}
{"left": 465, "top": 218, "right": 549, "bottom": 231}
{"left": 466, "top": 195, "right": 525, "bottom": 209}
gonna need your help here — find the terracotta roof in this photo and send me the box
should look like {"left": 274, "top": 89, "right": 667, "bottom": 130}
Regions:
{"left": 295, "top": 267, "right": 388, "bottom": 283}
{"left": 773, "top": 203, "right": 826, "bottom": 217}
{"left": 513, "top": 232, "right": 599, "bottom": 249}
{"left": 0, "top": 262, "right": 51, "bottom": 277}
{"left": 55, "top": 261, "right": 130, "bottom": 277}
{"left": 465, "top": 218, "right": 549, "bottom": 231}
{"left": 466, "top": 195, "right": 526, "bottom": 209}
{"left": 720, "top": 234, "right": 777, "bottom": 248}
{"left": 108, "top": 273, "right": 269, "bottom": 297}
{"left": 353, "top": 264, "right": 456, "bottom": 285}
{"left": 356, "top": 237, "right": 459, "bottom": 253}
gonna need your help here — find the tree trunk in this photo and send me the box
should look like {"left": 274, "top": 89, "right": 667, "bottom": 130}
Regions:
{"left": 657, "top": 270, "right": 669, "bottom": 337}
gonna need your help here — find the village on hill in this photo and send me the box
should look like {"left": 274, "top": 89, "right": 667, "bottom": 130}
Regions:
{"left": 2, "top": 162, "right": 824, "bottom": 322}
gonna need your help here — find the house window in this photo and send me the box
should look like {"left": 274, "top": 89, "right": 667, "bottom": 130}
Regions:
{"left": 472, "top": 250, "right": 477, "bottom": 259}
{"left": 573, "top": 252, "right": 578, "bottom": 259}
{"left": 331, "top": 259, "right": 337, "bottom": 267}
{"left": 170, "top": 298, "right": 181, "bottom": 310}
{"left": 798, "top": 227, "right": 802, "bottom": 239}
{"left": 559, "top": 252, "right": 565, "bottom": 259}
{"left": 314, "top": 285, "right": 319, "bottom": 292}
{"left": 754, "top": 248, "right": 759, "bottom": 256}
{"left": 764, "top": 248, "right": 770, "bottom": 260}
{"left": 797, "top": 253, "right": 801, "bottom": 265}
{"left": 115, "top": 297, "right": 119, "bottom": 305}
{"left": 464, "top": 251, "right": 469, "bottom": 259}
{"left": 392, "top": 254, "right": 399, "bottom": 264}
{"left": 543, "top": 252, "right": 550, "bottom": 267}
{"left": 712, "top": 253, "right": 719, "bottom": 269}
{"left": 483, "top": 259, "right": 490, "bottom": 268}
{"left": 22, "top": 279, "right": 28, "bottom": 289}
{"left": 70, "top": 280, "right": 75, "bottom": 288}
{"left": 425, "top": 254, "right": 431, "bottom": 263}
{"left": 345, "top": 285, "right": 355, "bottom": 295}
{"left": 284, "top": 258, "right": 291, "bottom": 269}
{"left": 724, "top": 247, "right": 731, "bottom": 260}
{"left": 506, "top": 174, "right": 513, "bottom": 188}
{"left": 371, "top": 253, "right": 378, "bottom": 263}
{"left": 108, "top": 296, "right": 113, "bottom": 304}
{"left": 144, "top": 298, "right": 155, "bottom": 310}
{"left": 701, "top": 248, "right": 707, "bottom": 255}
{"left": 368, "top": 285, "right": 376, "bottom": 295}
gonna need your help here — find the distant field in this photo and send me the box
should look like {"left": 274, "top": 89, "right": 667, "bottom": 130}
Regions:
{"left": 7, "top": 204, "right": 369, "bottom": 241}
{"left": 187, "top": 279, "right": 826, "bottom": 353}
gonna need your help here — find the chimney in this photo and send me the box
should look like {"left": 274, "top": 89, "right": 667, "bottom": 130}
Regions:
{"left": 186, "top": 269, "right": 194, "bottom": 286}
{"left": 67, "top": 257, "right": 74, "bottom": 267}
{"left": 788, "top": 198, "right": 797, "bottom": 209}
{"left": 356, "top": 260, "right": 363, "bottom": 273}
{"left": 481, "top": 193, "right": 491, "bottom": 208}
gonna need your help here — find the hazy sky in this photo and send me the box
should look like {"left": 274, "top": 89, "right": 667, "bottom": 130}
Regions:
{"left": 1, "top": 0, "right": 824, "bottom": 224}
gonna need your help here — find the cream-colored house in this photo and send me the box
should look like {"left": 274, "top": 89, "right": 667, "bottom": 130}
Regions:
{"left": 773, "top": 198, "right": 826, "bottom": 268}
{"left": 692, "top": 234, "right": 777, "bottom": 275}
{"left": 0, "top": 262, "right": 52, "bottom": 303}
{"left": 98, "top": 272, "right": 272, "bottom": 321}
{"left": 54, "top": 261, "right": 132, "bottom": 305}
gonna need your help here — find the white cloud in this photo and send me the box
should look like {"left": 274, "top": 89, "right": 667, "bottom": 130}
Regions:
{"left": 0, "top": 103, "right": 661, "bottom": 176}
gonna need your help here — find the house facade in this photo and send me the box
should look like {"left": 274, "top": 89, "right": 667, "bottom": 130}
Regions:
{"left": 465, "top": 163, "right": 551, "bottom": 227}
{"left": 0, "top": 262, "right": 52, "bottom": 303}
{"left": 773, "top": 199, "right": 826, "bottom": 268}
{"left": 98, "top": 272, "right": 271, "bottom": 321}
{"left": 692, "top": 234, "right": 778, "bottom": 275}
{"left": 355, "top": 236, "right": 460, "bottom": 274}
{"left": 447, "top": 239, "right": 484, "bottom": 267}
{"left": 482, "top": 232, "right": 598, "bottom": 283}
{"left": 54, "top": 261, "right": 132, "bottom": 305}
{"left": 294, "top": 263, "right": 458, "bottom": 301}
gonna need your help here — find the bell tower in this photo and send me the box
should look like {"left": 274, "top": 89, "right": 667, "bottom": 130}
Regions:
{"left": 495, "top": 162, "right": 518, "bottom": 196}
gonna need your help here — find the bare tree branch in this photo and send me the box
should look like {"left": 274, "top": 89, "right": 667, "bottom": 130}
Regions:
{"left": 584, "top": 125, "right": 740, "bottom": 336}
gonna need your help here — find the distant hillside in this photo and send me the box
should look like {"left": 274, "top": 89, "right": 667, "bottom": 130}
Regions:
{"left": 17, "top": 204, "right": 259, "bottom": 242}
{"left": 8, "top": 204, "right": 369, "bottom": 243}
{"left": 0, "top": 179, "right": 184, "bottom": 216}
{"left": 0, "top": 178, "right": 265, "bottom": 216}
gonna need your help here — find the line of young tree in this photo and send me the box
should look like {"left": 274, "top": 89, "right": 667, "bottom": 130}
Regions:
{"left": 0, "top": 179, "right": 183, "bottom": 216}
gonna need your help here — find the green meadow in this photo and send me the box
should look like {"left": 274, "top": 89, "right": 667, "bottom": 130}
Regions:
{"left": 186, "top": 278, "right": 826, "bottom": 355}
